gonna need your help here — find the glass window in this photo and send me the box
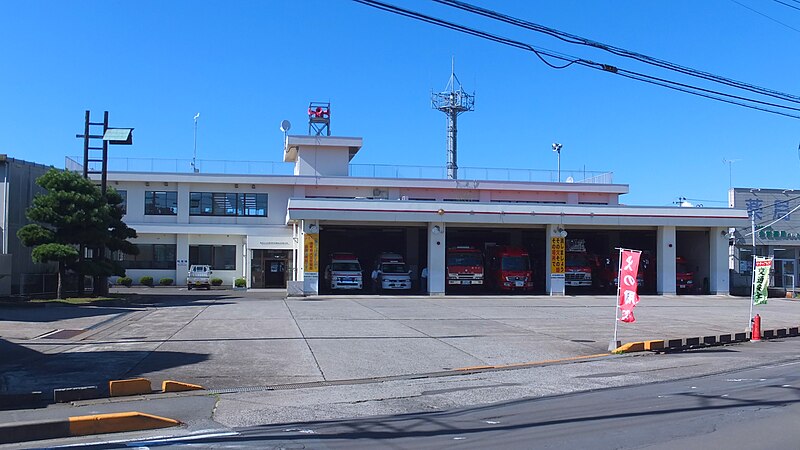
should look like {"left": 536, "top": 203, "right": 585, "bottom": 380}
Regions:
{"left": 145, "top": 191, "right": 177, "bottom": 215}
{"left": 501, "top": 256, "right": 530, "bottom": 271}
{"left": 189, "top": 245, "right": 237, "bottom": 270}
{"left": 239, "top": 193, "right": 268, "bottom": 216}
{"left": 119, "top": 244, "right": 176, "bottom": 269}
{"left": 117, "top": 190, "right": 127, "bottom": 214}
{"left": 189, "top": 192, "right": 267, "bottom": 217}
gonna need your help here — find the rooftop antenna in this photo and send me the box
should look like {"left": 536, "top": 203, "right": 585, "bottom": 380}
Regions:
{"left": 432, "top": 58, "right": 474, "bottom": 179}
{"left": 191, "top": 113, "right": 200, "bottom": 173}
{"left": 722, "top": 158, "right": 741, "bottom": 191}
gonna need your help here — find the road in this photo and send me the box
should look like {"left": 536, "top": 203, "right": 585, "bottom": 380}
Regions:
{"left": 61, "top": 338, "right": 800, "bottom": 449}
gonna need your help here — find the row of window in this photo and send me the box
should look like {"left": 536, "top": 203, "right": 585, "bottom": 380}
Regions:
{"left": 120, "top": 191, "right": 269, "bottom": 217}
{"left": 118, "top": 244, "right": 237, "bottom": 270}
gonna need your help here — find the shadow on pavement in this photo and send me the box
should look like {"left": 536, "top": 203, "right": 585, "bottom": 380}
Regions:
{"left": 0, "top": 338, "right": 209, "bottom": 398}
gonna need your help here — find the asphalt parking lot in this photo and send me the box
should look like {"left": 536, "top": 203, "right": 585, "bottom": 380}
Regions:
{"left": 2, "top": 289, "right": 800, "bottom": 396}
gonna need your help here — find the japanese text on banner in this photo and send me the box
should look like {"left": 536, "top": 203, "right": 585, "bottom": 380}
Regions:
{"left": 618, "top": 249, "right": 642, "bottom": 323}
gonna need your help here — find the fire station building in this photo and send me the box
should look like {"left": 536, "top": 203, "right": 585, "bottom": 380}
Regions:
{"left": 99, "top": 133, "right": 748, "bottom": 296}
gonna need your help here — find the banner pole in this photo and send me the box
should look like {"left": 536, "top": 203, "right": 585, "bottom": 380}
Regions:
{"left": 609, "top": 247, "right": 623, "bottom": 351}
{"left": 748, "top": 213, "right": 756, "bottom": 329}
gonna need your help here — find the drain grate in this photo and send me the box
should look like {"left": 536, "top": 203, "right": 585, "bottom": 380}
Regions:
{"left": 40, "top": 329, "right": 86, "bottom": 339}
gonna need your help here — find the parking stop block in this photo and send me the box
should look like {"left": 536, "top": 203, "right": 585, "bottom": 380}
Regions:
{"left": 643, "top": 340, "right": 664, "bottom": 351}
{"left": 162, "top": 380, "right": 204, "bottom": 393}
{"left": 109, "top": 378, "right": 152, "bottom": 397}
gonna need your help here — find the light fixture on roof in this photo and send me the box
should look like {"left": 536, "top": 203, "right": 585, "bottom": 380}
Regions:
{"left": 102, "top": 128, "right": 134, "bottom": 145}
{"left": 552, "top": 143, "right": 563, "bottom": 182}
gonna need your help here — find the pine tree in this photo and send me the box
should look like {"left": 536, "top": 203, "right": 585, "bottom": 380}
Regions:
{"left": 16, "top": 169, "right": 138, "bottom": 299}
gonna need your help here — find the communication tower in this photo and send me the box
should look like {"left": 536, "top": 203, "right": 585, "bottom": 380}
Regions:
{"left": 308, "top": 101, "right": 331, "bottom": 136}
{"left": 432, "top": 62, "right": 474, "bottom": 179}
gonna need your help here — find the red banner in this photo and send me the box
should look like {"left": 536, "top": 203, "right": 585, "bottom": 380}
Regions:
{"left": 617, "top": 250, "right": 642, "bottom": 323}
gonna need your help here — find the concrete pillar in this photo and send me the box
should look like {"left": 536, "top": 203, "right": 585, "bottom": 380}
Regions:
{"left": 427, "top": 222, "right": 446, "bottom": 296}
{"left": 176, "top": 234, "right": 189, "bottom": 286}
{"left": 544, "top": 224, "right": 565, "bottom": 295}
{"left": 301, "top": 220, "right": 319, "bottom": 295}
{"left": 406, "top": 228, "right": 420, "bottom": 286}
{"left": 657, "top": 226, "right": 677, "bottom": 294}
{"left": 177, "top": 183, "right": 189, "bottom": 224}
{"left": 709, "top": 227, "right": 730, "bottom": 294}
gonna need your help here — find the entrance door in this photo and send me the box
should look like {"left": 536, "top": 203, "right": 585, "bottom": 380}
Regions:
{"left": 774, "top": 259, "right": 795, "bottom": 289}
{"left": 251, "top": 250, "right": 291, "bottom": 288}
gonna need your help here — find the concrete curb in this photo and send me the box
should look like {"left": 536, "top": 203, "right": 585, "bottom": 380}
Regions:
{"left": 0, "top": 411, "right": 181, "bottom": 444}
{"left": 612, "top": 326, "right": 800, "bottom": 354}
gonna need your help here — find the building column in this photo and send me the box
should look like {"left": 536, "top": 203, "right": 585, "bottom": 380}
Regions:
{"left": 545, "top": 224, "right": 565, "bottom": 295}
{"left": 427, "top": 222, "right": 446, "bottom": 296}
{"left": 176, "top": 234, "right": 189, "bottom": 286}
{"left": 657, "top": 226, "right": 677, "bottom": 294}
{"left": 177, "top": 183, "right": 189, "bottom": 224}
{"left": 709, "top": 227, "right": 730, "bottom": 294}
{"left": 301, "top": 220, "right": 319, "bottom": 295}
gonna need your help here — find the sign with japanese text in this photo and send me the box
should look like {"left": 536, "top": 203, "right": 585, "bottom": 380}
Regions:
{"left": 732, "top": 188, "right": 800, "bottom": 242}
{"left": 617, "top": 249, "right": 642, "bottom": 323}
{"left": 551, "top": 237, "right": 565, "bottom": 274}
{"left": 304, "top": 233, "right": 318, "bottom": 273}
{"left": 753, "top": 257, "right": 772, "bottom": 305}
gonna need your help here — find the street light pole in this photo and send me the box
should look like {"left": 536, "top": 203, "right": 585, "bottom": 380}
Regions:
{"left": 552, "top": 142, "right": 562, "bottom": 182}
{"left": 191, "top": 113, "right": 200, "bottom": 173}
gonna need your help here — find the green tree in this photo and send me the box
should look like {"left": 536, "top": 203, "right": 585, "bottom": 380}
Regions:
{"left": 16, "top": 169, "right": 138, "bottom": 298}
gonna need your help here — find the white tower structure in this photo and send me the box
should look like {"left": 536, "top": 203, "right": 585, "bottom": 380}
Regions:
{"left": 432, "top": 62, "right": 474, "bottom": 180}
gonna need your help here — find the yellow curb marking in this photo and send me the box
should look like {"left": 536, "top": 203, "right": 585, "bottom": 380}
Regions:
{"left": 454, "top": 353, "right": 610, "bottom": 372}
{"left": 68, "top": 412, "right": 180, "bottom": 436}
{"left": 109, "top": 378, "right": 152, "bottom": 397}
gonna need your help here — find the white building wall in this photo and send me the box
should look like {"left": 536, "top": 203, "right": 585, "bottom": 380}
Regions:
{"left": 427, "top": 222, "right": 446, "bottom": 295}
{"left": 657, "top": 226, "right": 677, "bottom": 294}
{"left": 709, "top": 227, "right": 730, "bottom": 294}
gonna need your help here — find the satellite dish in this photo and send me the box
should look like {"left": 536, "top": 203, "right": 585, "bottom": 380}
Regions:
{"left": 280, "top": 120, "right": 291, "bottom": 133}
{"left": 565, "top": 176, "right": 574, "bottom": 183}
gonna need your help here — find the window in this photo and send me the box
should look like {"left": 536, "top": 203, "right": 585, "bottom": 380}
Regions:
{"left": 145, "top": 191, "right": 178, "bottom": 215}
{"left": 117, "top": 190, "right": 127, "bottom": 214}
{"left": 189, "top": 245, "right": 237, "bottom": 270}
{"left": 189, "top": 192, "right": 268, "bottom": 217}
{"left": 119, "top": 244, "right": 176, "bottom": 269}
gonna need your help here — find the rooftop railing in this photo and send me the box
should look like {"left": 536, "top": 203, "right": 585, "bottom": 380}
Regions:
{"left": 66, "top": 156, "right": 613, "bottom": 184}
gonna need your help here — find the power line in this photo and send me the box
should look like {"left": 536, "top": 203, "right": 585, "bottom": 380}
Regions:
{"left": 434, "top": 0, "right": 800, "bottom": 104}
{"left": 729, "top": 0, "right": 800, "bottom": 34}
{"left": 774, "top": 0, "right": 800, "bottom": 12}
{"left": 353, "top": 0, "right": 800, "bottom": 119}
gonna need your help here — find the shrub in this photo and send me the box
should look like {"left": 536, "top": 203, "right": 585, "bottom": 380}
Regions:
{"left": 159, "top": 278, "right": 174, "bottom": 286}
{"left": 116, "top": 277, "right": 133, "bottom": 287}
{"left": 234, "top": 278, "right": 246, "bottom": 288}
{"left": 139, "top": 276, "right": 154, "bottom": 287}
{"left": 211, "top": 277, "right": 223, "bottom": 286}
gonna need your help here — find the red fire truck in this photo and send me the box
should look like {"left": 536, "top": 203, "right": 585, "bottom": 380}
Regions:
{"left": 565, "top": 239, "right": 595, "bottom": 288}
{"left": 486, "top": 246, "right": 534, "bottom": 292}
{"left": 446, "top": 246, "right": 485, "bottom": 287}
{"left": 676, "top": 257, "right": 695, "bottom": 293}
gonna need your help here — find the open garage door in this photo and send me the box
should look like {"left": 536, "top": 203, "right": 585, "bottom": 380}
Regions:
{"left": 318, "top": 225, "right": 427, "bottom": 295}
{"left": 445, "top": 227, "right": 547, "bottom": 294}
{"left": 676, "top": 230, "right": 710, "bottom": 294}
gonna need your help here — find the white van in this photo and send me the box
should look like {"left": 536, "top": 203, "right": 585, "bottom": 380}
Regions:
{"left": 325, "top": 253, "right": 363, "bottom": 290}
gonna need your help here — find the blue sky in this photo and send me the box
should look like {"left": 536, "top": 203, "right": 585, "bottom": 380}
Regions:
{"left": 2, "top": 0, "right": 799, "bottom": 206}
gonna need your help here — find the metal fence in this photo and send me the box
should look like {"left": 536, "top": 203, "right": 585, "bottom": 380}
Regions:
{"left": 16, "top": 273, "right": 92, "bottom": 298}
{"left": 66, "top": 156, "right": 613, "bottom": 184}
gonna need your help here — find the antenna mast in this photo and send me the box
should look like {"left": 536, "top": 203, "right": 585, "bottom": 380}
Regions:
{"left": 432, "top": 59, "right": 474, "bottom": 179}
